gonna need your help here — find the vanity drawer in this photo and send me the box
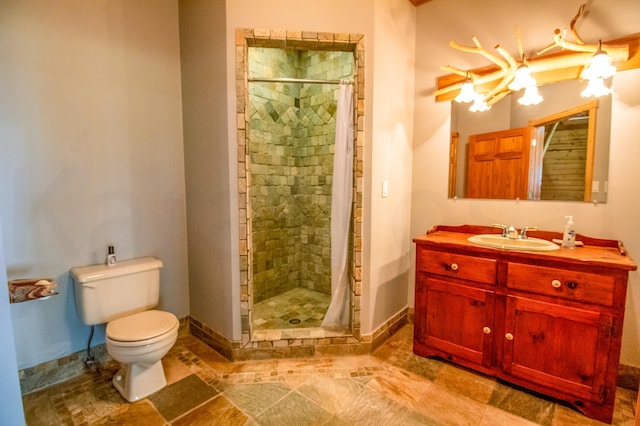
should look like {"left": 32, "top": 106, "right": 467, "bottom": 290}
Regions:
{"left": 417, "top": 248, "right": 497, "bottom": 285}
{"left": 507, "top": 263, "right": 615, "bottom": 306}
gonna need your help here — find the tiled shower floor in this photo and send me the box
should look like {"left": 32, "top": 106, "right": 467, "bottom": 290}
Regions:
{"left": 22, "top": 324, "right": 637, "bottom": 425}
{"left": 252, "top": 287, "right": 331, "bottom": 330}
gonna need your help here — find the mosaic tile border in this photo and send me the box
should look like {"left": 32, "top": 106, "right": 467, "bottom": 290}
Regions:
{"left": 189, "top": 308, "right": 408, "bottom": 361}
{"left": 235, "top": 28, "right": 365, "bottom": 348}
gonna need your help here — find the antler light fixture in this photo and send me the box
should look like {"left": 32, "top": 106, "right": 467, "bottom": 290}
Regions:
{"left": 434, "top": 4, "right": 640, "bottom": 112}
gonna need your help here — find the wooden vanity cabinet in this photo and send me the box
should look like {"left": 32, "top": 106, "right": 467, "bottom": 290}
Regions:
{"left": 413, "top": 225, "right": 637, "bottom": 424}
{"left": 414, "top": 248, "right": 497, "bottom": 373}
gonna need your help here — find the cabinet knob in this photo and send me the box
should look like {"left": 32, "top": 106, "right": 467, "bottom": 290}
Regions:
{"left": 450, "top": 263, "right": 459, "bottom": 271}
{"left": 483, "top": 327, "right": 491, "bottom": 335}
{"left": 505, "top": 333, "right": 514, "bottom": 341}
{"left": 551, "top": 279, "right": 562, "bottom": 288}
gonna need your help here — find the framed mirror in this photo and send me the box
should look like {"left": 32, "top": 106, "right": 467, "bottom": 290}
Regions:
{"left": 449, "top": 79, "right": 612, "bottom": 203}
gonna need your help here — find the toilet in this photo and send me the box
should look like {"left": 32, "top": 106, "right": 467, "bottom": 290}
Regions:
{"left": 71, "top": 257, "right": 179, "bottom": 402}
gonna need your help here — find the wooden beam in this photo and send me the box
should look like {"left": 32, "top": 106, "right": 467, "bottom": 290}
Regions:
{"left": 435, "top": 33, "right": 640, "bottom": 102}
{"left": 410, "top": 0, "right": 433, "bottom": 6}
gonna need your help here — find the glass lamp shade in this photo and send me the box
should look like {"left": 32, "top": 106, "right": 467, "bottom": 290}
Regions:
{"left": 518, "top": 85, "right": 543, "bottom": 106}
{"left": 508, "top": 65, "right": 536, "bottom": 91}
{"left": 582, "top": 51, "right": 616, "bottom": 80}
{"left": 469, "top": 97, "right": 491, "bottom": 112}
{"left": 455, "top": 80, "right": 478, "bottom": 103}
{"left": 581, "top": 77, "right": 612, "bottom": 97}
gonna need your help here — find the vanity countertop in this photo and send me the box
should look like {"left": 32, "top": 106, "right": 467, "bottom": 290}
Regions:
{"left": 414, "top": 224, "right": 637, "bottom": 272}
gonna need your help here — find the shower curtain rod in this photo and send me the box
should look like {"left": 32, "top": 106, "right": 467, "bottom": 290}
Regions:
{"left": 248, "top": 77, "right": 354, "bottom": 85}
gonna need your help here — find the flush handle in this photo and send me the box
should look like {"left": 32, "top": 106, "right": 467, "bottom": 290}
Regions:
{"left": 566, "top": 281, "right": 578, "bottom": 289}
{"left": 551, "top": 279, "right": 562, "bottom": 288}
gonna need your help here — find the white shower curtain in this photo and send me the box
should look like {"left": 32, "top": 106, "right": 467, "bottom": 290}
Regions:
{"left": 322, "top": 83, "right": 354, "bottom": 329}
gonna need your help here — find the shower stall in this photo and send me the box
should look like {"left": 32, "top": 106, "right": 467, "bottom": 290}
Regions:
{"left": 246, "top": 47, "right": 354, "bottom": 333}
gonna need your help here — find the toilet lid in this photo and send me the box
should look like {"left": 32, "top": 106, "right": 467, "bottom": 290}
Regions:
{"left": 106, "top": 310, "right": 178, "bottom": 342}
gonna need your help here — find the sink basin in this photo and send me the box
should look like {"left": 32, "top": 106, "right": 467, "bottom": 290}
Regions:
{"left": 467, "top": 234, "right": 560, "bottom": 252}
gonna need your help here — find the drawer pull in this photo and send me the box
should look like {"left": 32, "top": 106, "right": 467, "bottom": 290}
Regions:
{"left": 505, "top": 333, "right": 514, "bottom": 341}
{"left": 566, "top": 281, "right": 578, "bottom": 290}
{"left": 551, "top": 279, "right": 562, "bottom": 288}
{"left": 483, "top": 327, "right": 492, "bottom": 335}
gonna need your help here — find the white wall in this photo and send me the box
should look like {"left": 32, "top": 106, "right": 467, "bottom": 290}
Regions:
{"left": 178, "top": 0, "right": 238, "bottom": 341}
{"left": 412, "top": 0, "right": 640, "bottom": 365}
{"left": 0, "top": 0, "right": 189, "bottom": 369}
{"left": 225, "top": 0, "right": 415, "bottom": 335}
{"left": 0, "top": 222, "right": 25, "bottom": 424}
{"left": 367, "top": 0, "right": 416, "bottom": 330}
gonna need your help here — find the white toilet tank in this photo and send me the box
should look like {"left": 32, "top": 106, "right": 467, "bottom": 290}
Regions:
{"left": 71, "top": 257, "right": 163, "bottom": 326}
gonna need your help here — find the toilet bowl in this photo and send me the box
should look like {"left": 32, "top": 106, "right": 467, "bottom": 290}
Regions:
{"left": 105, "top": 310, "right": 179, "bottom": 402}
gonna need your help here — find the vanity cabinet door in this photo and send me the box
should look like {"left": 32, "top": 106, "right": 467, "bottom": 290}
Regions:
{"left": 502, "top": 294, "right": 612, "bottom": 403}
{"left": 414, "top": 274, "right": 495, "bottom": 369}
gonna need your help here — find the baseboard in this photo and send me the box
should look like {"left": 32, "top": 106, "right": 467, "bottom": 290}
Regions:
{"left": 19, "top": 317, "right": 190, "bottom": 395}
{"left": 618, "top": 363, "right": 640, "bottom": 390}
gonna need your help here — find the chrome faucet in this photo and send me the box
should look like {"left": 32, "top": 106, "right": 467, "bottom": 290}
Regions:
{"left": 492, "top": 224, "right": 510, "bottom": 238}
{"left": 507, "top": 226, "right": 519, "bottom": 239}
{"left": 493, "top": 224, "right": 536, "bottom": 239}
{"left": 519, "top": 226, "right": 538, "bottom": 239}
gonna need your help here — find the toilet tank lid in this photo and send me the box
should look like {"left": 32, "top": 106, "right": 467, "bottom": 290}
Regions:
{"left": 70, "top": 257, "right": 163, "bottom": 283}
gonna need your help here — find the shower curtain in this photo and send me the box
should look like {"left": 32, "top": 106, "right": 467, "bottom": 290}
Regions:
{"left": 322, "top": 83, "right": 354, "bottom": 329}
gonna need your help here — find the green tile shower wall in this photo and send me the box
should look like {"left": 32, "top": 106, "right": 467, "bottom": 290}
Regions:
{"left": 248, "top": 48, "right": 353, "bottom": 303}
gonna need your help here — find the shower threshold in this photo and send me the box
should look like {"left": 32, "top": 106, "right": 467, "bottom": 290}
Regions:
{"left": 250, "top": 326, "right": 351, "bottom": 343}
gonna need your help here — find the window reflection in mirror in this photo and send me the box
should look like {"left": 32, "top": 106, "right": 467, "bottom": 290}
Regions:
{"left": 449, "top": 79, "right": 612, "bottom": 203}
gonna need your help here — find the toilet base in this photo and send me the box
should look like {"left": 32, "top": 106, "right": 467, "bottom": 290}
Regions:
{"left": 112, "top": 360, "right": 167, "bottom": 402}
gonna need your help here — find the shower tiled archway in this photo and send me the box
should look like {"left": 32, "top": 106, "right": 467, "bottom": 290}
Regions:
{"left": 235, "top": 29, "right": 365, "bottom": 351}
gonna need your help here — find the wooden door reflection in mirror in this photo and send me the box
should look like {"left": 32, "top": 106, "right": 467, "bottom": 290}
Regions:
{"left": 465, "top": 127, "right": 530, "bottom": 199}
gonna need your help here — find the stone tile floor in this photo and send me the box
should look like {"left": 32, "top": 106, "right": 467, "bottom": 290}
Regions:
{"left": 252, "top": 287, "right": 331, "bottom": 330}
{"left": 22, "top": 324, "right": 637, "bottom": 425}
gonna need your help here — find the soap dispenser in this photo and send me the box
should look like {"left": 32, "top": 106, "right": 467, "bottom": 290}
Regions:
{"left": 562, "top": 216, "right": 576, "bottom": 249}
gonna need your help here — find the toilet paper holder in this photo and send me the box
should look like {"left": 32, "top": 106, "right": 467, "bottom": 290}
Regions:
{"left": 8, "top": 278, "right": 58, "bottom": 303}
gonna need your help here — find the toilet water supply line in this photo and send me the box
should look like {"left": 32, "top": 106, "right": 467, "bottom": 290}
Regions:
{"left": 84, "top": 325, "right": 96, "bottom": 366}
{"left": 84, "top": 244, "right": 114, "bottom": 367}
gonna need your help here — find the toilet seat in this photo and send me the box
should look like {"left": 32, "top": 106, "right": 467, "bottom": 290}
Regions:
{"left": 106, "top": 310, "right": 178, "bottom": 347}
